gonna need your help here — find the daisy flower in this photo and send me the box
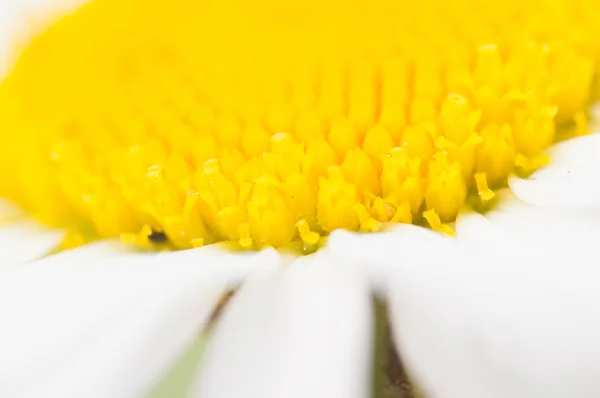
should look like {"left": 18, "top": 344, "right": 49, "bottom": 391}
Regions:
{"left": 0, "top": 0, "right": 600, "bottom": 397}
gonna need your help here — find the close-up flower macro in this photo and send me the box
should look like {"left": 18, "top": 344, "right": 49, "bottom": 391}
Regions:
{"left": 2, "top": 0, "right": 600, "bottom": 397}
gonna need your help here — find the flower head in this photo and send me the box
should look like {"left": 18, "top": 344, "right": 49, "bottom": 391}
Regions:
{"left": 2, "top": 0, "right": 600, "bottom": 397}
{"left": 0, "top": 0, "right": 598, "bottom": 250}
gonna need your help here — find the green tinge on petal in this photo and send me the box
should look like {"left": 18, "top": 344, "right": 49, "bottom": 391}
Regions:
{"left": 146, "top": 335, "right": 209, "bottom": 398}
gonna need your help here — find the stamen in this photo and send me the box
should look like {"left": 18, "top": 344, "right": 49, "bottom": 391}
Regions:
{"left": 423, "top": 209, "right": 455, "bottom": 237}
{"left": 474, "top": 173, "right": 495, "bottom": 203}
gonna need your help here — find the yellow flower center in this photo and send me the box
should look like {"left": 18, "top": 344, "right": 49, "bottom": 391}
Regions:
{"left": 0, "top": 0, "right": 598, "bottom": 251}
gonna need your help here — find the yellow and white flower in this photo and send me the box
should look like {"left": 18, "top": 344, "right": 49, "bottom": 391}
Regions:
{"left": 1, "top": 0, "right": 600, "bottom": 397}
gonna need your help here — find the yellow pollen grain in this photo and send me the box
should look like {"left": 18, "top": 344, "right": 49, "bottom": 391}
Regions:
{"left": 0, "top": 0, "right": 599, "bottom": 249}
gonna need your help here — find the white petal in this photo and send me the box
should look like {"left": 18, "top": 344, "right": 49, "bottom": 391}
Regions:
{"left": 549, "top": 133, "right": 600, "bottom": 171}
{"left": 509, "top": 170, "right": 600, "bottom": 209}
{"left": 0, "top": 243, "right": 281, "bottom": 398}
{"left": 326, "top": 225, "right": 460, "bottom": 295}
{"left": 476, "top": 191, "right": 600, "bottom": 265}
{"left": 509, "top": 133, "right": 600, "bottom": 210}
{"left": 455, "top": 209, "right": 517, "bottom": 248}
{"left": 387, "top": 252, "right": 600, "bottom": 398}
{"left": 192, "top": 251, "right": 373, "bottom": 398}
{"left": 0, "top": 222, "right": 63, "bottom": 267}
{"left": 24, "top": 239, "right": 133, "bottom": 267}
{"left": 456, "top": 203, "right": 564, "bottom": 255}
